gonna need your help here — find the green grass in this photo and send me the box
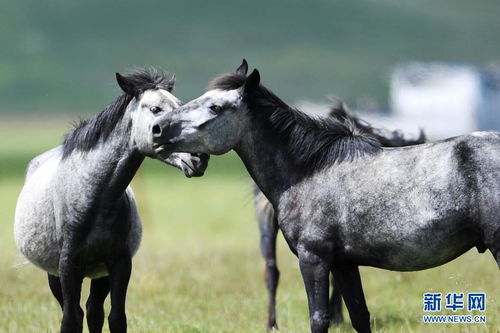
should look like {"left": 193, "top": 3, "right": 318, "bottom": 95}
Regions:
{"left": 0, "top": 119, "right": 498, "bottom": 332}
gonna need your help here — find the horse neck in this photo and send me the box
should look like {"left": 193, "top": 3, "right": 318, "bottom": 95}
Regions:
{"left": 100, "top": 115, "right": 147, "bottom": 201}
{"left": 67, "top": 115, "right": 144, "bottom": 206}
{"left": 234, "top": 121, "right": 300, "bottom": 207}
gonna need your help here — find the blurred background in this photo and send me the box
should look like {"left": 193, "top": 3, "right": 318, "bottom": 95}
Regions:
{"left": 1, "top": 0, "right": 500, "bottom": 332}
{"left": 1, "top": 0, "right": 500, "bottom": 116}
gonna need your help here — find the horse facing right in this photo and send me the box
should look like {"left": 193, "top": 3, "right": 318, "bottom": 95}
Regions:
{"left": 15, "top": 69, "right": 208, "bottom": 333}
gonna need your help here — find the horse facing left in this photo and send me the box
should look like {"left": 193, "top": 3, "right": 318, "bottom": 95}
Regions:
{"left": 253, "top": 103, "right": 426, "bottom": 330}
{"left": 152, "top": 60, "right": 500, "bottom": 333}
{"left": 14, "top": 69, "right": 209, "bottom": 333}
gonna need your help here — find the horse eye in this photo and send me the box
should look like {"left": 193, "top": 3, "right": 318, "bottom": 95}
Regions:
{"left": 210, "top": 105, "right": 222, "bottom": 113}
{"left": 150, "top": 106, "right": 162, "bottom": 114}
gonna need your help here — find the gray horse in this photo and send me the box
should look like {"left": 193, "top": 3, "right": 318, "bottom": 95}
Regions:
{"left": 151, "top": 60, "right": 498, "bottom": 333}
{"left": 253, "top": 102, "right": 425, "bottom": 330}
{"left": 14, "top": 69, "right": 208, "bottom": 333}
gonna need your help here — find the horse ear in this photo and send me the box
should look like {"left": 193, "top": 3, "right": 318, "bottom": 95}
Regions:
{"left": 116, "top": 73, "right": 137, "bottom": 96}
{"left": 165, "top": 74, "right": 176, "bottom": 92}
{"left": 235, "top": 59, "right": 248, "bottom": 75}
{"left": 245, "top": 69, "right": 260, "bottom": 92}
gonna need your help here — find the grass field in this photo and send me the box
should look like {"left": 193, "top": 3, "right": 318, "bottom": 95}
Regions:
{"left": 0, "top": 118, "right": 498, "bottom": 332}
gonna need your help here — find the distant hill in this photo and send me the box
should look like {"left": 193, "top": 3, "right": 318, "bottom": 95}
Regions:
{"left": 1, "top": 0, "right": 499, "bottom": 113}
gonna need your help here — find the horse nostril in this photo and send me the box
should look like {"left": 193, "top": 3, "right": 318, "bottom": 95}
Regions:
{"left": 152, "top": 124, "right": 162, "bottom": 137}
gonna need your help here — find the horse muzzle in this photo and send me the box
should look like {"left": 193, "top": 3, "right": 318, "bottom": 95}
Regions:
{"left": 181, "top": 153, "right": 210, "bottom": 177}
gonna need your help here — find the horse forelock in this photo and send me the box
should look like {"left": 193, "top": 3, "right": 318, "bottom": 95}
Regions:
{"left": 207, "top": 72, "right": 246, "bottom": 91}
{"left": 124, "top": 67, "right": 176, "bottom": 93}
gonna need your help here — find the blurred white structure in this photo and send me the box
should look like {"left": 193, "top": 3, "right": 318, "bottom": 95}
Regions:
{"left": 299, "top": 62, "right": 500, "bottom": 141}
{"left": 389, "top": 62, "right": 481, "bottom": 139}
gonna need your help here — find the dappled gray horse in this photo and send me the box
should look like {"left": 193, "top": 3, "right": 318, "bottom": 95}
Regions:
{"left": 151, "top": 60, "right": 498, "bottom": 333}
{"left": 14, "top": 69, "right": 208, "bottom": 333}
{"left": 253, "top": 101, "right": 425, "bottom": 329}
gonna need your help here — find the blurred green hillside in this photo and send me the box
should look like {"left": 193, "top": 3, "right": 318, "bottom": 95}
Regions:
{"left": 1, "top": 0, "right": 500, "bottom": 114}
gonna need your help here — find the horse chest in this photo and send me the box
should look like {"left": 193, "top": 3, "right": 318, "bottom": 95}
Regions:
{"left": 276, "top": 197, "right": 338, "bottom": 255}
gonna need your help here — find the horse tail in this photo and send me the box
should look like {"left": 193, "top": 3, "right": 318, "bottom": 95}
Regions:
{"left": 11, "top": 253, "right": 30, "bottom": 269}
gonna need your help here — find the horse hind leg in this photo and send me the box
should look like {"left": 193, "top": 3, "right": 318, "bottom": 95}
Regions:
{"left": 329, "top": 273, "right": 344, "bottom": 326}
{"left": 258, "top": 207, "right": 280, "bottom": 330}
{"left": 333, "top": 265, "right": 371, "bottom": 333}
{"left": 489, "top": 227, "right": 500, "bottom": 269}
{"left": 478, "top": 219, "right": 500, "bottom": 269}
{"left": 48, "top": 274, "right": 64, "bottom": 310}
{"left": 86, "top": 276, "right": 110, "bottom": 333}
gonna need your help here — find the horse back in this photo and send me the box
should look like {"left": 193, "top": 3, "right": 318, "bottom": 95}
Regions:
{"left": 24, "top": 146, "right": 63, "bottom": 180}
{"left": 15, "top": 147, "right": 62, "bottom": 275}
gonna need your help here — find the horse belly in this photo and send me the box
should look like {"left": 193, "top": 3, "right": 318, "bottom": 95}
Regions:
{"left": 124, "top": 187, "right": 142, "bottom": 257}
{"left": 81, "top": 188, "right": 142, "bottom": 279}
{"left": 14, "top": 158, "right": 61, "bottom": 276}
{"left": 345, "top": 222, "right": 479, "bottom": 271}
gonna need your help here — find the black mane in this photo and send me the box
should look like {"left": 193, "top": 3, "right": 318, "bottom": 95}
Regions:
{"left": 62, "top": 68, "right": 174, "bottom": 158}
{"left": 209, "top": 73, "right": 383, "bottom": 174}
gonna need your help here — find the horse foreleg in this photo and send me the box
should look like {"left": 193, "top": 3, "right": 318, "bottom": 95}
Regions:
{"left": 333, "top": 265, "right": 371, "bottom": 333}
{"left": 59, "top": 246, "right": 85, "bottom": 333}
{"left": 298, "top": 250, "right": 330, "bottom": 333}
{"left": 48, "top": 274, "right": 64, "bottom": 310}
{"left": 329, "top": 273, "right": 343, "bottom": 326}
{"left": 106, "top": 252, "right": 132, "bottom": 333}
{"left": 258, "top": 214, "right": 280, "bottom": 330}
{"left": 86, "top": 276, "right": 110, "bottom": 333}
